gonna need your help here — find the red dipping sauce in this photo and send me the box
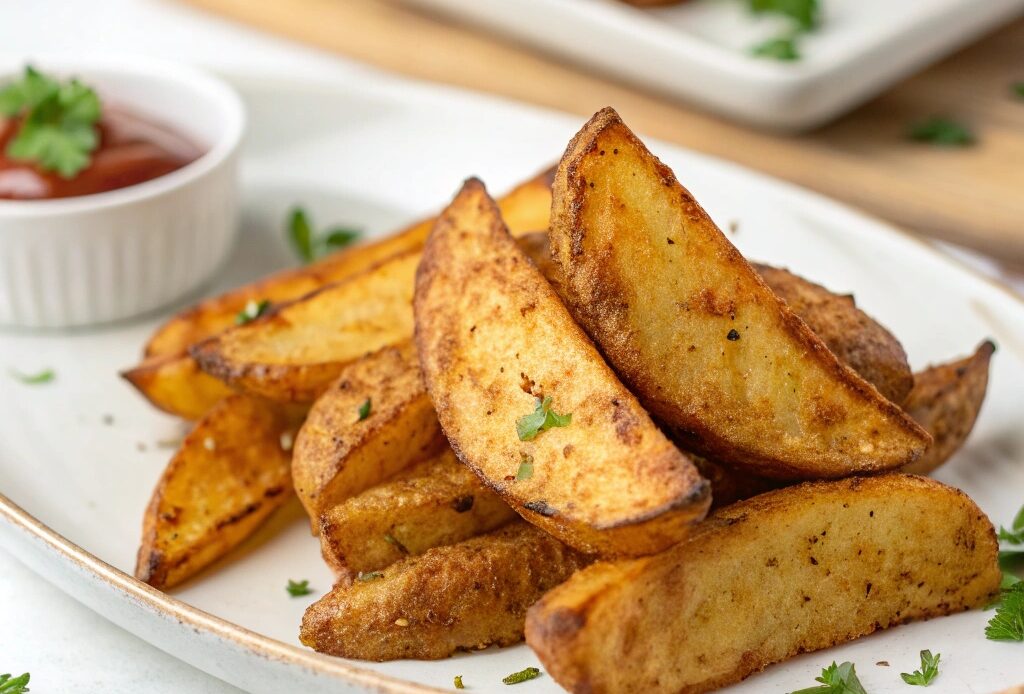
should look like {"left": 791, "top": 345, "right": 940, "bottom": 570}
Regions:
{"left": 0, "top": 107, "right": 203, "bottom": 200}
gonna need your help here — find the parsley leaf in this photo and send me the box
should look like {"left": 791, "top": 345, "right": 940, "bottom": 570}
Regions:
{"left": 502, "top": 667, "right": 541, "bottom": 685}
{"left": 9, "top": 368, "right": 55, "bottom": 384}
{"left": 0, "top": 66, "right": 101, "bottom": 178}
{"left": 235, "top": 299, "right": 271, "bottom": 325}
{"left": 286, "top": 207, "right": 361, "bottom": 264}
{"left": 908, "top": 117, "right": 975, "bottom": 147}
{"left": 986, "top": 581, "right": 1024, "bottom": 641}
{"left": 750, "top": 0, "right": 819, "bottom": 31}
{"left": 286, "top": 579, "right": 312, "bottom": 597}
{"left": 790, "top": 661, "right": 867, "bottom": 694}
{"left": 998, "top": 504, "right": 1024, "bottom": 545}
{"left": 358, "top": 398, "right": 372, "bottom": 421}
{"left": 516, "top": 454, "right": 534, "bottom": 480}
{"left": 752, "top": 36, "right": 801, "bottom": 61}
{"left": 516, "top": 396, "right": 572, "bottom": 441}
{"left": 0, "top": 673, "right": 30, "bottom": 694}
{"left": 900, "top": 650, "right": 940, "bottom": 686}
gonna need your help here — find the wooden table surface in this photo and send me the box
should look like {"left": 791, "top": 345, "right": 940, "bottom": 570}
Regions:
{"left": 186, "top": 0, "right": 1024, "bottom": 262}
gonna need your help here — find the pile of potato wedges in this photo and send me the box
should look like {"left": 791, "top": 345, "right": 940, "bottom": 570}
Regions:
{"left": 124, "top": 108, "right": 1000, "bottom": 693}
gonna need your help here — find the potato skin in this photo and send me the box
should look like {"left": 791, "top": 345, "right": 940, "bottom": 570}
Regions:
{"left": 126, "top": 168, "right": 554, "bottom": 418}
{"left": 549, "top": 108, "right": 929, "bottom": 479}
{"left": 301, "top": 522, "right": 589, "bottom": 660}
{"left": 414, "top": 179, "right": 709, "bottom": 557}
{"left": 901, "top": 341, "right": 994, "bottom": 475}
{"left": 135, "top": 395, "right": 304, "bottom": 589}
{"left": 526, "top": 475, "right": 1001, "bottom": 694}
{"left": 319, "top": 449, "right": 518, "bottom": 578}
{"left": 292, "top": 342, "right": 445, "bottom": 530}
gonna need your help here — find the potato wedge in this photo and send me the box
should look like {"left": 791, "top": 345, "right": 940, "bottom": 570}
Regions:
{"left": 191, "top": 250, "right": 419, "bottom": 402}
{"left": 526, "top": 475, "right": 1001, "bottom": 694}
{"left": 520, "top": 231, "right": 913, "bottom": 405}
{"left": 549, "top": 108, "right": 929, "bottom": 479}
{"left": 415, "top": 179, "right": 709, "bottom": 556}
{"left": 752, "top": 263, "right": 913, "bottom": 405}
{"left": 136, "top": 395, "right": 304, "bottom": 589}
{"left": 902, "top": 341, "right": 994, "bottom": 475}
{"left": 125, "top": 168, "right": 554, "bottom": 418}
{"left": 301, "top": 522, "right": 588, "bottom": 660}
{"left": 292, "top": 341, "right": 444, "bottom": 528}
{"left": 319, "top": 448, "right": 518, "bottom": 578}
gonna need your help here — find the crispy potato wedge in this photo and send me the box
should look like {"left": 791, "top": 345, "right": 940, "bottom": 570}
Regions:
{"left": 752, "top": 263, "right": 913, "bottom": 405}
{"left": 415, "top": 179, "right": 709, "bottom": 556}
{"left": 121, "top": 355, "right": 234, "bottom": 421}
{"left": 520, "top": 231, "right": 913, "bottom": 404}
{"left": 292, "top": 342, "right": 444, "bottom": 529}
{"left": 301, "top": 522, "right": 588, "bottom": 660}
{"left": 192, "top": 250, "right": 420, "bottom": 402}
{"left": 319, "top": 448, "right": 518, "bottom": 579}
{"left": 136, "top": 395, "right": 304, "bottom": 589}
{"left": 125, "top": 168, "right": 554, "bottom": 418}
{"left": 526, "top": 475, "right": 1001, "bottom": 694}
{"left": 902, "top": 341, "right": 994, "bottom": 475}
{"left": 549, "top": 108, "right": 929, "bottom": 479}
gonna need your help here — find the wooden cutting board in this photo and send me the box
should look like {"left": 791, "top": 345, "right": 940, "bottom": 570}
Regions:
{"left": 185, "top": 0, "right": 1024, "bottom": 262}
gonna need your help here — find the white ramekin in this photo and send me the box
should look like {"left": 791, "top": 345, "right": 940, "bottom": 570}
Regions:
{"left": 0, "top": 57, "right": 245, "bottom": 328}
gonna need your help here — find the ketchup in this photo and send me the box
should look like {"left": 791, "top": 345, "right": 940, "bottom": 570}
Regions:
{"left": 0, "top": 107, "right": 202, "bottom": 200}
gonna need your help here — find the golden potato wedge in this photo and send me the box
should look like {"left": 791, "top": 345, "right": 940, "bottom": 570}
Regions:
{"left": 301, "top": 522, "right": 588, "bottom": 660}
{"left": 526, "top": 475, "right": 1001, "bottom": 694}
{"left": 292, "top": 342, "right": 444, "bottom": 529}
{"left": 191, "top": 250, "right": 419, "bottom": 402}
{"left": 519, "top": 231, "right": 913, "bottom": 404}
{"left": 319, "top": 448, "right": 518, "bottom": 578}
{"left": 902, "top": 341, "right": 994, "bottom": 475}
{"left": 136, "top": 395, "right": 304, "bottom": 589}
{"left": 121, "top": 355, "right": 234, "bottom": 421}
{"left": 549, "top": 108, "right": 929, "bottom": 479}
{"left": 125, "top": 168, "right": 554, "bottom": 418}
{"left": 414, "top": 179, "right": 709, "bottom": 557}
{"left": 752, "top": 263, "right": 913, "bottom": 405}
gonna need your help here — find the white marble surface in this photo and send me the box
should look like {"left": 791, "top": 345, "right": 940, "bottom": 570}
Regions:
{"left": 1, "top": 2, "right": 1021, "bottom": 693}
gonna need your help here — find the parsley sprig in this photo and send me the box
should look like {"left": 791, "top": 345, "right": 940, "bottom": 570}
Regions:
{"left": 998, "top": 504, "right": 1024, "bottom": 545}
{"left": 749, "top": 0, "right": 819, "bottom": 61}
{"left": 790, "top": 661, "right": 867, "bottom": 694}
{"left": 286, "top": 579, "right": 312, "bottom": 597}
{"left": 986, "top": 582, "right": 1024, "bottom": 641}
{"left": 0, "top": 674, "right": 30, "bottom": 694}
{"left": 516, "top": 396, "right": 571, "bottom": 441}
{"left": 900, "top": 650, "right": 940, "bottom": 686}
{"left": 286, "top": 207, "right": 361, "bottom": 263}
{"left": 0, "top": 66, "right": 101, "bottom": 178}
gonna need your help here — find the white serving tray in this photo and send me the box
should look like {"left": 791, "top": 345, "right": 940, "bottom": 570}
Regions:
{"left": 1, "top": 72, "right": 1022, "bottom": 693}
{"left": 402, "top": 0, "right": 1024, "bottom": 131}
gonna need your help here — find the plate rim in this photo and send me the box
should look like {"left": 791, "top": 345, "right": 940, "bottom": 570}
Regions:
{"left": 2, "top": 69, "right": 1023, "bottom": 693}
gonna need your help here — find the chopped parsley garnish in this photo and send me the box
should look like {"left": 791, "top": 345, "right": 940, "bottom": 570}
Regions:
{"left": 750, "top": 0, "right": 819, "bottom": 31}
{"left": 987, "top": 579, "right": 1024, "bottom": 641}
{"left": 502, "top": 667, "right": 541, "bottom": 685}
{"left": 908, "top": 117, "right": 975, "bottom": 147}
{"left": 752, "top": 36, "right": 801, "bottom": 61}
{"left": 235, "top": 299, "right": 271, "bottom": 325}
{"left": 516, "top": 454, "right": 534, "bottom": 480}
{"left": 357, "top": 398, "right": 372, "bottom": 421}
{"left": 0, "top": 66, "right": 101, "bottom": 178}
{"left": 516, "top": 397, "right": 571, "bottom": 441}
{"left": 0, "top": 673, "right": 30, "bottom": 694}
{"left": 286, "top": 207, "right": 362, "bottom": 263}
{"left": 9, "top": 368, "right": 55, "bottom": 384}
{"left": 453, "top": 675, "right": 465, "bottom": 689}
{"left": 900, "top": 650, "right": 940, "bottom": 686}
{"left": 286, "top": 579, "right": 312, "bottom": 597}
{"left": 356, "top": 571, "right": 384, "bottom": 582}
{"left": 790, "top": 661, "right": 867, "bottom": 694}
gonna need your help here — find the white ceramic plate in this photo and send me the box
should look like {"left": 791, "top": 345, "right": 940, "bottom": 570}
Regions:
{"left": 1, "top": 72, "right": 1022, "bottom": 694}
{"left": 401, "top": 0, "right": 1024, "bottom": 131}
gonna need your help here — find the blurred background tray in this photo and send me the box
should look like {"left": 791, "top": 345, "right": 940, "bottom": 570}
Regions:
{"left": 185, "top": 0, "right": 1024, "bottom": 266}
